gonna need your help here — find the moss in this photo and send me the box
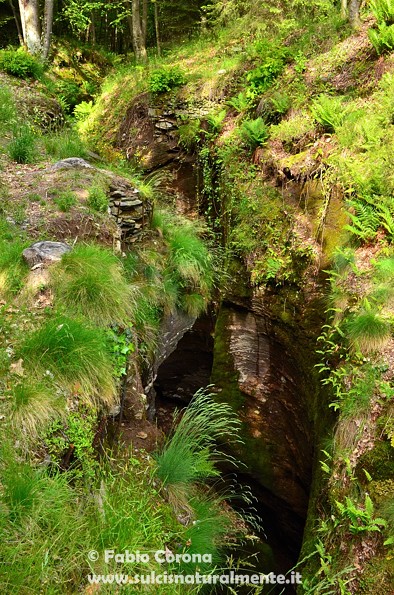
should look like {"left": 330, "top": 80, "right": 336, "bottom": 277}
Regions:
{"left": 357, "top": 440, "right": 394, "bottom": 482}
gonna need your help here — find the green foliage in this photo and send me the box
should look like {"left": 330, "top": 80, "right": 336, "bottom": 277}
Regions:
{"left": 18, "top": 315, "right": 117, "bottom": 407}
{"left": 336, "top": 494, "right": 387, "bottom": 534}
{"left": 105, "top": 325, "right": 134, "bottom": 378}
{"left": 347, "top": 301, "right": 391, "bottom": 354}
{"left": 369, "top": 22, "right": 394, "bottom": 54}
{"left": 43, "top": 130, "right": 88, "bottom": 160}
{"left": 53, "top": 190, "right": 77, "bottom": 212}
{"left": 345, "top": 198, "right": 381, "bottom": 242}
{"left": 11, "top": 381, "right": 65, "bottom": 441}
{"left": 51, "top": 244, "right": 133, "bottom": 327}
{"left": 0, "top": 239, "right": 29, "bottom": 297}
{"left": 87, "top": 183, "right": 108, "bottom": 212}
{"left": 0, "top": 48, "right": 44, "bottom": 79}
{"left": 240, "top": 117, "right": 269, "bottom": 149}
{"left": 0, "top": 85, "right": 16, "bottom": 131}
{"left": 311, "top": 94, "right": 348, "bottom": 132}
{"left": 8, "top": 126, "right": 37, "bottom": 164}
{"left": 148, "top": 66, "right": 186, "bottom": 94}
{"left": 227, "top": 91, "right": 252, "bottom": 113}
{"left": 207, "top": 108, "right": 227, "bottom": 134}
{"left": 178, "top": 118, "right": 201, "bottom": 150}
{"left": 246, "top": 42, "right": 288, "bottom": 95}
{"left": 155, "top": 388, "right": 241, "bottom": 490}
{"left": 73, "top": 100, "right": 94, "bottom": 121}
{"left": 370, "top": 0, "right": 394, "bottom": 24}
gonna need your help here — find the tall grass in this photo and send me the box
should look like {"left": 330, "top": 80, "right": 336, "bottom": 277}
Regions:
{"left": 18, "top": 315, "right": 117, "bottom": 407}
{"left": 0, "top": 447, "right": 184, "bottom": 593}
{"left": 51, "top": 244, "right": 134, "bottom": 327}
{"left": 11, "top": 380, "right": 65, "bottom": 441}
{"left": 8, "top": 126, "right": 37, "bottom": 164}
{"left": 43, "top": 129, "right": 88, "bottom": 160}
{"left": 0, "top": 239, "right": 29, "bottom": 298}
{"left": 155, "top": 389, "right": 242, "bottom": 491}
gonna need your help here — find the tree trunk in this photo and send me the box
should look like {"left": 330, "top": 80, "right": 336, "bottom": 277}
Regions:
{"left": 341, "top": 0, "right": 347, "bottom": 18}
{"left": 18, "top": 0, "right": 41, "bottom": 55}
{"left": 349, "top": 0, "right": 361, "bottom": 27}
{"left": 9, "top": 0, "right": 24, "bottom": 45}
{"left": 42, "top": 0, "right": 54, "bottom": 60}
{"left": 153, "top": 0, "right": 161, "bottom": 57}
{"left": 131, "top": 0, "right": 147, "bottom": 63}
{"left": 141, "top": 0, "right": 148, "bottom": 46}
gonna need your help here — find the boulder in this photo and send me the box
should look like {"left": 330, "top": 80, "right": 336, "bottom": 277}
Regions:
{"left": 23, "top": 241, "right": 72, "bottom": 267}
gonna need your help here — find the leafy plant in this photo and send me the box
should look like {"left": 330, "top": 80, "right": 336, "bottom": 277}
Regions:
{"left": 8, "top": 126, "right": 37, "bottom": 164}
{"left": 240, "top": 117, "right": 269, "bottom": 150}
{"left": 336, "top": 494, "right": 387, "bottom": 534}
{"left": 311, "top": 94, "right": 348, "bottom": 132}
{"left": 369, "top": 22, "right": 394, "bottom": 54}
{"left": 148, "top": 66, "right": 186, "bottom": 93}
{"left": 0, "top": 48, "right": 44, "bottom": 79}
{"left": 87, "top": 184, "right": 108, "bottom": 213}
{"left": 207, "top": 108, "right": 227, "bottom": 134}
{"left": 51, "top": 244, "right": 134, "bottom": 327}
{"left": 18, "top": 315, "right": 117, "bottom": 407}
{"left": 370, "top": 0, "right": 394, "bottom": 25}
{"left": 105, "top": 325, "right": 134, "bottom": 378}
{"left": 345, "top": 198, "right": 381, "bottom": 242}
{"left": 227, "top": 91, "right": 252, "bottom": 113}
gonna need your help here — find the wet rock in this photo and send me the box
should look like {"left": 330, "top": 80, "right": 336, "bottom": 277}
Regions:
{"left": 22, "top": 241, "right": 72, "bottom": 267}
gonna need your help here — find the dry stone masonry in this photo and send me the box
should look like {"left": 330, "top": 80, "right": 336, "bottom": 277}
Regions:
{"left": 108, "top": 179, "right": 153, "bottom": 245}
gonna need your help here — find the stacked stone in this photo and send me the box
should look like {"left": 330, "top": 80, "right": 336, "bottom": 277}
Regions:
{"left": 108, "top": 181, "right": 152, "bottom": 244}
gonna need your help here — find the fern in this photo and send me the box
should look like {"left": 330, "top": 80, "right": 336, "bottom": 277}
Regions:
{"left": 240, "top": 117, "right": 269, "bottom": 150}
{"left": 370, "top": 0, "right": 394, "bottom": 25}
{"left": 345, "top": 199, "right": 380, "bottom": 242}
{"left": 369, "top": 22, "right": 394, "bottom": 54}
{"left": 311, "top": 94, "right": 348, "bottom": 132}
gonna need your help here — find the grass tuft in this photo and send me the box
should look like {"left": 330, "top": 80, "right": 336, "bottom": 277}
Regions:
{"left": 347, "top": 301, "right": 391, "bottom": 354}
{"left": 51, "top": 244, "right": 134, "bottom": 327}
{"left": 11, "top": 381, "right": 65, "bottom": 441}
{"left": 18, "top": 315, "right": 117, "bottom": 407}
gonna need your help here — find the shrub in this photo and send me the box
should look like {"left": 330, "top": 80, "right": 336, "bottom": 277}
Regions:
{"left": 18, "top": 315, "right": 117, "bottom": 407}
{"left": 0, "top": 48, "right": 43, "bottom": 79}
{"left": 53, "top": 190, "right": 77, "bottom": 212}
{"left": 73, "top": 100, "right": 93, "bottom": 121}
{"left": 240, "top": 117, "right": 269, "bottom": 150}
{"left": 148, "top": 66, "right": 186, "bottom": 94}
{"left": 311, "top": 94, "right": 348, "bottom": 132}
{"left": 347, "top": 301, "right": 391, "bottom": 354}
{"left": 87, "top": 184, "right": 108, "bottom": 213}
{"left": 51, "top": 244, "right": 134, "bottom": 327}
{"left": 8, "top": 127, "right": 37, "bottom": 164}
{"left": 369, "top": 22, "right": 394, "bottom": 54}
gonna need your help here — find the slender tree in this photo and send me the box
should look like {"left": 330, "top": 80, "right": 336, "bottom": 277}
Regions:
{"left": 127, "top": 0, "right": 148, "bottom": 63}
{"left": 18, "top": 0, "right": 41, "bottom": 54}
{"left": 42, "top": 0, "right": 54, "bottom": 59}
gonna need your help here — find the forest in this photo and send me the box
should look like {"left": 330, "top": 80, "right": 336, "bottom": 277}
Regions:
{"left": 0, "top": 0, "right": 393, "bottom": 593}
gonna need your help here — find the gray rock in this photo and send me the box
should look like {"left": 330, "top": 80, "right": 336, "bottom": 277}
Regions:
{"left": 23, "top": 241, "right": 71, "bottom": 267}
{"left": 51, "top": 158, "right": 94, "bottom": 170}
{"left": 155, "top": 121, "right": 175, "bottom": 131}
